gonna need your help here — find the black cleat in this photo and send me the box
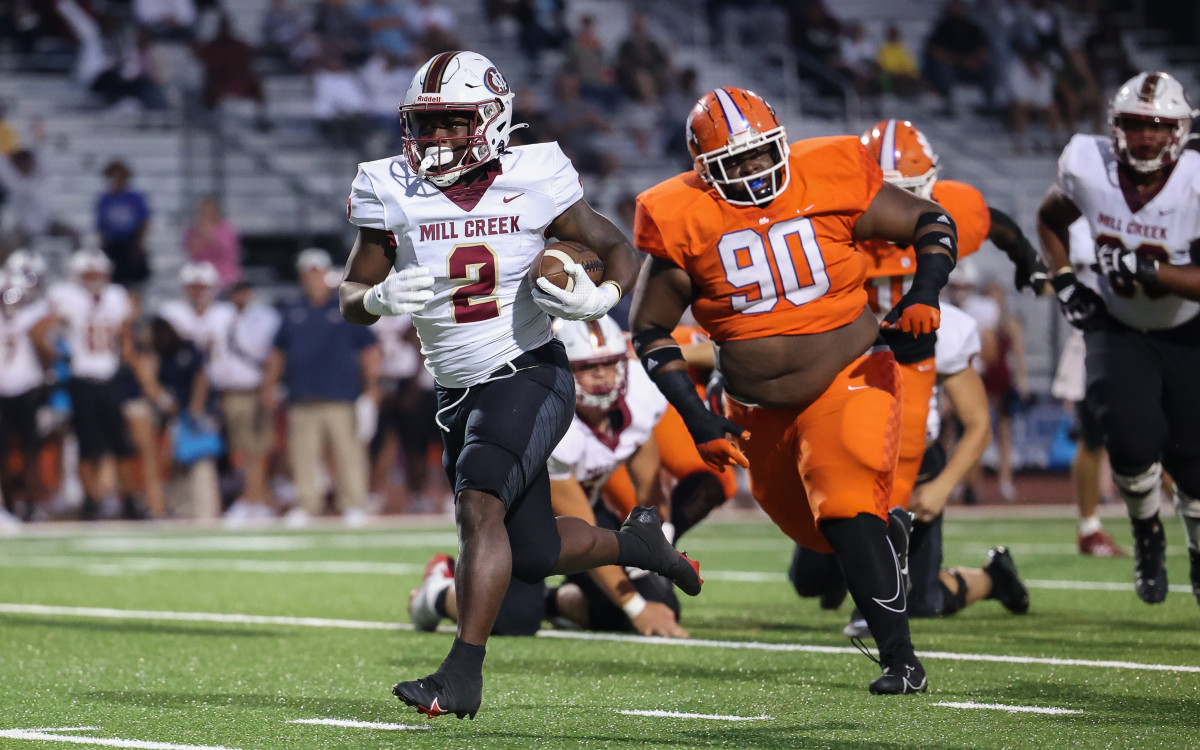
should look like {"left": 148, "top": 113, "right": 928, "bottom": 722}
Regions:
{"left": 887, "top": 507, "right": 913, "bottom": 596}
{"left": 869, "top": 659, "right": 928, "bottom": 695}
{"left": 983, "top": 546, "right": 1030, "bottom": 614}
{"left": 393, "top": 672, "right": 481, "bottom": 720}
{"left": 1188, "top": 549, "right": 1200, "bottom": 608}
{"left": 620, "top": 506, "right": 703, "bottom": 596}
{"left": 1131, "top": 516, "right": 1168, "bottom": 604}
{"left": 820, "top": 569, "right": 849, "bottom": 611}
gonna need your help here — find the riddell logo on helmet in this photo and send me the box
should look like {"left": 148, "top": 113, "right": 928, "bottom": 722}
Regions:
{"left": 415, "top": 94, "right": 443, "bottom": 103}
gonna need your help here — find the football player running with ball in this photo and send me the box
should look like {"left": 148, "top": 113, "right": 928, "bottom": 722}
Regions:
{"left": 340, "top": 51, "right": 702, "bottom": 720}
{"left": 1037, "top": 70, "right": 1200, "bottom": 608}
{"left": 630, "top": 87, "right": 960, "bottom": 694}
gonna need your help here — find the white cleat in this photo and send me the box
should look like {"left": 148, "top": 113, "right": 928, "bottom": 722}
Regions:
{"left": 409, "top": 554, "right": 455, "bottom": 632}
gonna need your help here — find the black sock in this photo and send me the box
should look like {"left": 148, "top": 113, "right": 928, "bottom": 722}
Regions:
{"left": 434, "top": 588, "right": 450, "bottom": 618}
{"left": 821, "top": 513, "right": 915, "bottom": 665}
{"left": 437, "top": 637, "right": 485, "bottom": 678}
{"left": 670, "top": 472, "right": 726, "bottom": 542}
{"left": 543, "top": 586, "right": 561, "bottom": 620}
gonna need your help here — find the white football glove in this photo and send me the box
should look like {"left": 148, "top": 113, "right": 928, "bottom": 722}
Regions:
{"left": 532, "top": 262, "right": 620, "bottom": 321}
{"left": 363, "top": 266, "right": 435, "bottom": 316}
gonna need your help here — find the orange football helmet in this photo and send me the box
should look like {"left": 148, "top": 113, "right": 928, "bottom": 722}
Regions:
{"left": 686, "top": 87, "right": 790, "bottom": 207}
{"left": 860, "top": 119, "right": 939, "bottom": 198}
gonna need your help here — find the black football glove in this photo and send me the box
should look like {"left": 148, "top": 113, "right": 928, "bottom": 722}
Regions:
{"left": 1050, "top": 271, "right": 1107, "bottom": 331}
{"left": 1096, "top": 243, "right": 1160, "bottom": 294}
{"left": 1015, "top": 256, "right": 1050, "bottom": 295}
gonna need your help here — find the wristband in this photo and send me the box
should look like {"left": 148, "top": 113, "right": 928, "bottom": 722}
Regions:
{"left": 600, "top": 279, "right": 623, "bottom": 299}
{"left": 1054, "top": 266, "right": 1073, "bottom": 277}
{"left": 621, "top": 593, "right": 648, "bottom": 619}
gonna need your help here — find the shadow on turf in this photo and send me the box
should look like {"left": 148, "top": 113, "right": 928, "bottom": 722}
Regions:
{"left": 958, "top": 680, "right": 1199, "bottom": 728}
{"left": 83, "top": 689, "right": 379, "bottom": 715}
{"left": 0, "top": 615, "right": 279, "bottom": 639}
{"left": 491, "top": 727, "right": 971, "bottom": 749}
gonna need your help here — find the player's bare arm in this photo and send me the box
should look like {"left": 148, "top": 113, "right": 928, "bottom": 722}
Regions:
{"left": 624, "top": 435, "right": 668, "bottom": 513}
{"left": 547, "top": 198, "right": 640, "bottom": 296}
{"left": 339, "top": 227, "right": 397, "bottom": 325}
{"left": 911, "top": 366, "right": 991, "bottom": 523}
{"left": 1149, "top": 239, "right": 1200, "bottom": 299}
{"left": 1035, "top": 185, "right": 1082, "bottom": 273}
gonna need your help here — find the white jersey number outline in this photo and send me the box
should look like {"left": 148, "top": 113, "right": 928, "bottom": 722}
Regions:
{"left": 717, "top": 217, "right": 831, "bottom": 314}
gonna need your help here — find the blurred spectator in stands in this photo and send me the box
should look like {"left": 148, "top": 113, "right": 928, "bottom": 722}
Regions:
{"left": 259, "top": 0, "right": 321, "bottom": 72}
{"left": 1006, "top": 44, "right": 1063, "bottom": 153}
{"left": 923, "top": 0, "right": 999, "bottom": 117}
{"left": 877, "top": 23, "right": 924, "bottom": 99}
{"left": 0, "top": 133, "right": 82, "bottom": 252}
{"left": 1014, "top": 0, "right": 1065, "bottom": 62}
{"left": 369, "top": 313, "right": 441, "bottom": 514}
{"left": 838, "top": 21, "right": 880, "bottom": 100}
{"left": 209, "top": 281, "right": 280, "bottom": 525}
{"left": 360, "top": 48, "right": 413, "bottom": 152}
{"left": 356, "top": 0, "right": 415, "bottom": 62}
{"left": 658, "top": 67, "right": 701, "bottom": 170}
{"left": 148, "top": 314, "right": 221, "bottom": 519}
{"left": 133, "top": 0, "right": 196, "bottom": 42}
{"left": 615, "top": 11, "right": 670, "bottom": 104}
{"left": 193, "top": 14, "right": 271, "bottom": 131}
{"left": 183, "top": 195, "right": 240, "bottom": 288}
{"left": 781, "top": 0, "right": 847, "bottom": 101}
{"left": 545, "top": 69, "right": 608, "bottom": 176}
{"left": 55, "top": 1, "right": 169, "bottom": 114}
{"left": 4, "top": 0, "right": 71, "bottom": 61}
{"left": 0, "top": 101, "right": 21, "bottom": 157}
{"left": 312, "top": 52, "right": 370, "bottom": 149}
{"left": 1083, "top": 11, "right": 1136, "bottom": 92}
{"left": 514, "top": 0, "right": 567, "bottom": 76}
{"left": 564, "top": 14, "right": 618, "bottom": 109}
{"left": 312, "top": 0, "right": 366, "bottom": 65}
{"left": 260, "top": 248, "right": 379, "bottom": 528}
{"left": 406, "top": 0, "right": 455, "bottom": 39}
{"left": 95, "top": 159, "right": 151, "bottom": 288}
{"left": 1055, "top": 46, "right": 1104, "bottom": 134}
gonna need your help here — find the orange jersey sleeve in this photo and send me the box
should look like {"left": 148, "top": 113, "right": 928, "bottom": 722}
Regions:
{"left": 634, "top": 136, "right": 882, "bottom": 342}
{"left": 860, "top": 179, "right": 993, "bottom": 281}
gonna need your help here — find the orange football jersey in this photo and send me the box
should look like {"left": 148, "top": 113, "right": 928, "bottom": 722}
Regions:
{"left": 635, "top": 136, "right": 883, "bottom": 342}
{"left": 860, "top": 179, "right": 991, "bottom": 313}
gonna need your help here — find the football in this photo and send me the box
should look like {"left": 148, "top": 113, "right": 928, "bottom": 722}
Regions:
{"left": 530, "top": 241, "right": 605, "bottom": 292}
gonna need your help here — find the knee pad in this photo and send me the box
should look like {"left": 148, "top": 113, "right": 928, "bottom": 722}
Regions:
{"left": 510, "top": 542, "right": 558, "bottom": 584}
{"left": 1113, "top": 463, "right": 1164, "bottom": 520}
{"left": 937, "top": 568, "right": 968, "bottom": 616}
{"left": 1173, "top": 486, "right": 1200, "bottom": 553}
{"left": 788, "top": 545, "right": 836, "bottom": 598}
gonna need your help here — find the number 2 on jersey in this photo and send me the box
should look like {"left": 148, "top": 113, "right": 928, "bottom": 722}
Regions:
{"left": 448, "top": 243, "right": 500, "bottom": 323}
{"left": 718, "top": 217, "right": 830, "bottom": 313}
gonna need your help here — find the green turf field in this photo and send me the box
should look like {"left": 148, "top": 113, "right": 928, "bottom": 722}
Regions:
{"left": 1, "top": 513, "right": 1197, "bottom": 749}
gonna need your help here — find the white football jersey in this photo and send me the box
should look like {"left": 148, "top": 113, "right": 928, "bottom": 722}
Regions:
{"left": 371, "top": 313, "right": 432, "bottom": 384}
{"left": 0, "top": 299, "right": 52, "bottom": 396}
{"left": 205, "top": 302, "right": 281, "bottom": 391}
{"left": 547, "top": 362, "right": 668, "bottom": 505}
{"left": 348, "top": 143, "right": 585, "bottom": 388}
{"left": 927, "top": 303, "right": 981, "bottom": 443}
{"left": 1058, "top": 134, "right": 1200, "bottom": 330}
{"left": 48, "top": 282, "right": 131, "bottom": 381}
{"left": 158, "top": 299, "right": 233, "bottom": 359}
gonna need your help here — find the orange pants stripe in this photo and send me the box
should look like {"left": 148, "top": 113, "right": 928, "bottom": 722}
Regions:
{"left": 891, "top": 357, "right": 937, "bottom": 510}
{"left": 725, "top": 350, "right": 902, "bottom": 553}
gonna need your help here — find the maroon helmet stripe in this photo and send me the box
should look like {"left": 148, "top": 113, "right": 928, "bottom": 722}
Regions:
{"left": 586, "top": 320, "right": 605, "bottom": 348}
{"left": 423, "top": 51, "right": 461, "bottom": 94}
{"left": 1138, "top": 72, "right": 1163, "bottom": 102}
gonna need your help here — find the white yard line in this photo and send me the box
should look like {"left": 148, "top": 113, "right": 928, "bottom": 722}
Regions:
{"left": 618, "top": 710, "right": 770, "bottom": 721}
{"left": 0, "top": 728, "right": 245, "bottom": 750}
{"left": 0, "top": 555, "right": 1190, "bottom": 594}
{"left": 289, "top": 719, "right": 429, "bottom": 730}
{"left": 2, "top": 603, "right": 1198, "bottom": 675}
{"left": 933, "top": 701, "right": 1082, "bottom": 715}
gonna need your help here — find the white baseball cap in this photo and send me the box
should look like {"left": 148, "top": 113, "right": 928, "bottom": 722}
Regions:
{"left": 296, "top": 247, "right": 332, "bottom": 271}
